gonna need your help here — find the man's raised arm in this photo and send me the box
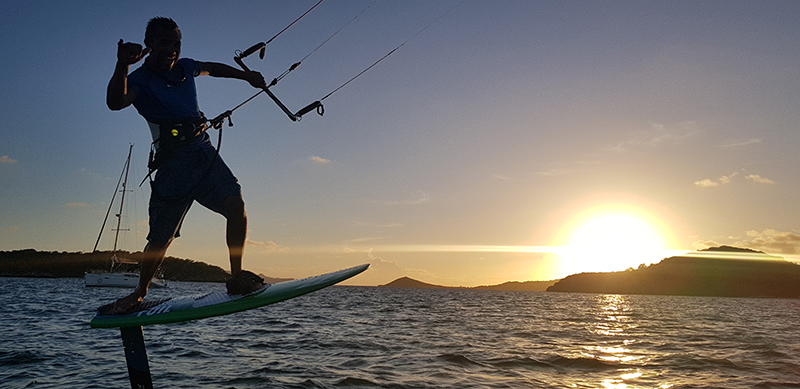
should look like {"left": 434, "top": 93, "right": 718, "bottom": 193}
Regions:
{"left": 107, "top": 39, "right": 150, "bottom": 110}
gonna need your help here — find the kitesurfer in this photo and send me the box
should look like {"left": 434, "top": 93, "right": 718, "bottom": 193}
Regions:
{"left": 102, "top": 17, "right": 266, "bottom": 315}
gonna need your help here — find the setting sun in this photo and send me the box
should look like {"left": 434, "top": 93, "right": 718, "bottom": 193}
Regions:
{"left": 558, "top": 211, "right": 671, "bottom": 277}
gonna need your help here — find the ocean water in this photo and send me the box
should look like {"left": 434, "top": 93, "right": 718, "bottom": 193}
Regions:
{"left": 2, "top": 277, "right": 800, "bottom": 388}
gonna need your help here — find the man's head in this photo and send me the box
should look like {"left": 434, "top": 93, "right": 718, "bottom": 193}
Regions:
{"left": 144, "top": 17, "right": 181, "bottom": 72}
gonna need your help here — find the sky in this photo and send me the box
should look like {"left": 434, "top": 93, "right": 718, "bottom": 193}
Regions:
{"left": 2, "top": 0, "right": 800, "bottom": 287}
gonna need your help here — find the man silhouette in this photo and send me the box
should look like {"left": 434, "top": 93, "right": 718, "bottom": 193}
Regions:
{"left": 102, "top": 17, "right": 266, "bottom": 315}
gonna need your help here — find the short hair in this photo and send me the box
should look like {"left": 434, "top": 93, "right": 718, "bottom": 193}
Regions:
{"left": 145, "top": 17, "right": 180, "bottom": 46}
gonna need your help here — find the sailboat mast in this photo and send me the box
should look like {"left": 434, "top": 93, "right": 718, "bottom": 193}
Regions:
{"left": 92, "top": 144, "right": 134, "bottom": 253}
{"left": 112, "top": 144, "right": 134, "bottom": 254}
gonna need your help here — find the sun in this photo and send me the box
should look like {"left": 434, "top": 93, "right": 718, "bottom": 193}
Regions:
{"left": 558, "top": 211, "right": 668, "bottom": 277}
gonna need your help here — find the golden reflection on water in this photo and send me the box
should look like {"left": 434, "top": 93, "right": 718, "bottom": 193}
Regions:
{"left": 585, "top": 295, "right": 662, "bottom": 389}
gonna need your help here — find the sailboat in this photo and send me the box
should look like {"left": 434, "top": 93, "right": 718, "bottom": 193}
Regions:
{"left": 85, "top": 144, "right": 166, "bottom": 288}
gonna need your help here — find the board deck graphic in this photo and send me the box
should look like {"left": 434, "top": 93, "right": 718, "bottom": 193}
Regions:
{"left": 91, "top": 264, "right": 369, "bottom": 328}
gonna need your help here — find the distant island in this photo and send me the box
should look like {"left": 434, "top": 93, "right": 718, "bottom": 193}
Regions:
{"left": 0, "top": 249, "right": 290, "bottom": 283}
{"left": 547, "top": 246, "right": 800, "bottom": 298}
{"left": 380, "top": 246, "right": 800, "bottom": 298}
{"left": 380, "top": 276, "right": 557, "bottom": 291}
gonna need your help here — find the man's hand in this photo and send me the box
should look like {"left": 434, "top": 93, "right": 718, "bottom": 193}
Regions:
{"left": 116, "top": 39, "right": 150, "bottom": 66}
{"left": 243, "top": 70, "right": 267, "bottom": 89}
{"left": 108, "top": 39, "right": 144, "bottom": 110}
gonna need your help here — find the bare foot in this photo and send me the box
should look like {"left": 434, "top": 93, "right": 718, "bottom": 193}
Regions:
{"left": 226, "top": 270, "right": 265, "bottom": 295}
{"left": 97, "top": 291, "right": 144, "bottom": 315}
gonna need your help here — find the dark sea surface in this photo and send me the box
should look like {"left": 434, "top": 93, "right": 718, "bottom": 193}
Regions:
{"left": 2, "top": 277, "right": 800, "bottom": 388}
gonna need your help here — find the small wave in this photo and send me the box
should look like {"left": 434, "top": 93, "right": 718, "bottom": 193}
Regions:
{"left": 489, "top": 356, "right": 552, "bottom": 370}
{"left": 651, "top": 353, "right": 747, "bottom": 372}
{"left": 339, "top": 358, "right": 369, "bottom": 368}
{"left": 438, "top": 353, "right": 484, "bottom": 367}
{"left": 0, "top": 350, "right": 48, "bottom": 366}
{"left": 754, "top": 381, "right": 800, "bottom": 388}
{"left": 544, "top": 355, "right": 619, "bottom": 371}
{"left": 334, "top": 377, "right": 381, "bottom": 387}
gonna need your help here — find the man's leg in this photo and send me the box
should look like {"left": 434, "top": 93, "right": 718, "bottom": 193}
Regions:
{"left": 137, "top": 241, "right": 169, "bottom": 295}
{"left": 220, "top": 195, "right": 263, "bottom": 295}
{"left": 223, "top": 195, "right": 247, "bottom": 276}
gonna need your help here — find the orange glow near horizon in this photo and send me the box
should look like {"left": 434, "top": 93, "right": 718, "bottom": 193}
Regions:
{"left": 553, "top": 203, "right": 680, "bottom": 277}
{"left": 559, "top": 214, "right": 663, "bottom": 275}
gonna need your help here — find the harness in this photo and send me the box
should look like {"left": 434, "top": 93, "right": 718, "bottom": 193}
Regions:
{"left": 147, "top": 117, "right": 208, "bottom": 171}
{"left": 140, "top": 115, "right": 223, "bottom": 188}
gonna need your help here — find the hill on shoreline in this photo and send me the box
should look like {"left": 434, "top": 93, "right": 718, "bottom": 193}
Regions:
{"left": 380, "top": 276, "right": 557, "bottom": 291}
{"left": 547, "top": 246, "right": 800, "bottom": 298}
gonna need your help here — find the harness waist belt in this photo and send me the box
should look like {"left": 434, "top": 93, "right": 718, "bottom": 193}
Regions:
{"left": 147, "top": 118, "right": 208, "bottom": 171}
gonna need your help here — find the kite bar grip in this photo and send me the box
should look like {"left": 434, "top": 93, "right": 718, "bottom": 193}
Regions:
{"left": 295, "top": 101, "right": 323, "bottom": 118}
{"left": 241, "top": 42, "right": 266, "bottom": 59}
{"left": 234, "top": 42, "right": 266, "bottom": 72}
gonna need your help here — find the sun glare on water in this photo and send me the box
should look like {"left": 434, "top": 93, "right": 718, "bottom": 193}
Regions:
{"left": 559, "top": 212, "right": 668, "bottom": 277}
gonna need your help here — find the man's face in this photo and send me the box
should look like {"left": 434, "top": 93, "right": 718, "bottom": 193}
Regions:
{"left": 146, "top": 28, "right": 181, "bottom": 72}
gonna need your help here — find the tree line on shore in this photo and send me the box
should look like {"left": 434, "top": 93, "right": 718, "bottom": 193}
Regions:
{"left": 0, "top": 249, "right": 230, "bottom": 282}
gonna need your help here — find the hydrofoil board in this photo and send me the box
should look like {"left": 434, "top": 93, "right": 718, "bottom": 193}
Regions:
{"left": 91, "top": 264, "right": 368, "bottom": 328}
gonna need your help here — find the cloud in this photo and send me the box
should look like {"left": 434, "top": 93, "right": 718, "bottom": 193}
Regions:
{"left": 734, "top": 229, "right": 800, "bottom": 255}
{"left": 344, "top": 237, "right": 389, "bottom": 245}
{"left": 246, "top": 239, "right": 289, "bottom": 251}
{"left": 694, "top": 172, "right": 738, "bottom": 187}
{"left": 745, "top": 174, "right": 775, "bottom": 184}
{"left": 65, "top": 202, "right": 89, "bottom": 208}
{"left": 718, "top": 138, "right": 761, "bottom": 148}
{"left": 375, "top": 190, "right": 430, "bottom": 205}
{"left": 694, "top": 171, "right": 775, "bottom": 187}
{"left": 692, "top": 240, "right": 722, "bottom": 251}
{"left": 718, "top": 172, "right": 738, "bottom": 184}
{"left": 361, "top": 248, "right": 429, "bottom": 281}
{"left": 353, "top": 220, "right": 402, "bottom": 228}
{"left": 694, "top": 179, "right": 718, "bottom": 188}
{"left": 608, "top": 121, "right": 697, "bottom": 152}
{"left": 0, "top": 155, "right": 18, "bottom": 164}
{"left": 309, "top": 156, "right": 330, "bottom": 164}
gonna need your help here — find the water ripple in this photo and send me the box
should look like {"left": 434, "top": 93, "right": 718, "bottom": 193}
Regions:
{"left": 3, "top": 278, "right": 800, "bottom": 388}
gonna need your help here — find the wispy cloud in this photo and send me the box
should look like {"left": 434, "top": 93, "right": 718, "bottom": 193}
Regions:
{"left": 527, "top": 160, "right": 603, "bottom": 177}
{"left": 344, "top": 237, "right": 390, "bottom": 246}
{"left": 735, "top": 229, "right": 800, "bottom": 255}
{"left": 532, "top": 167, "right": 595, "bottom": 177}
{"left": 692, "top": 240, "right": 722, "bottom": 251}
{"left": 353, "top": 221, "right": 402, "bottom": 228}
{"left": 0, "top": 155, "right": 18, "bottom": 164}
{"left": 608, "top": 121, "right": 697, "bottom": 152}
{"left": 718, "top": 138, "right": 761, "bottom": 148}
{"left": 492, "top": 174, "right": 515, "bottom": 180}
{"left": 693, "top": 179, "right": 718, "bottom": 188}
{"left": 694, "top": 229, "right": 800, "bottom": 256}
{"left": 65, "top": 202, "right": 89, "bottom": 208}
{"left": 246, "top": 239, "right": 289, "bottom": 251}
{"left": 309, "top": 156, "right": 330, "bottom": 164}
{"left": 694, "top": 172, "right": 738, "bottom": 187}
{"left": 375, "top": 190, "right": 430, "bottom": 205}
{"left": 695, "top": 171, "right": 775, "bottom": 187}
{"left": 745, "top": 174, "right": 775, "bottom": 184}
